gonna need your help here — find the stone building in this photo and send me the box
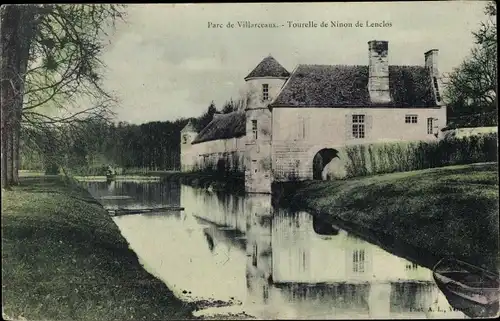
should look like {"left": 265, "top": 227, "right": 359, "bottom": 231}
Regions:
{"left": 180, "top": 40, "right": 447, "bottom": 193}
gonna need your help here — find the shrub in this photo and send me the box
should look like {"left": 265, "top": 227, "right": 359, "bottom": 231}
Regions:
{"left": 342, "top": 132, "right": 497, "bottom": 178}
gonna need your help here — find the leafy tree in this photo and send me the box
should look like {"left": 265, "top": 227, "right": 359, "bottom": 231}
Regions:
{"left": 444, "top": 1, "right": 497, "bottom": 127}
{"left": 1, "top": 4, "right": 125, "bottom": 188}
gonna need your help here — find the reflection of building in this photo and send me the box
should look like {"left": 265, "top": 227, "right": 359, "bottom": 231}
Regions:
{"left": 245, "top": 196, "right": 273, "bottom": 303}
{"left": 181, "top": 185, "right": 247, "bottom": 232}
{"left": 181, "top": 41, "right": 447, "bottom": 193}
{"left": 272, "top": 210, "right": 435, "bottom": 284}
{"left": 182, "top": 189, "right": 466, "bottom": 319}
{"left": 269, "top": 209, "right": 464, "bottom": 319}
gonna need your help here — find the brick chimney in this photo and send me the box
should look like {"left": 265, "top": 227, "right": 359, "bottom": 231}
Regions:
{"left": 425, "top": 49, "right": 438, "bottom": 75}
{"left": 368, "top": 40, "right": 391, "bottom": 104}
{"left": 425, "top": 49, "right": 442, "bottom": 104}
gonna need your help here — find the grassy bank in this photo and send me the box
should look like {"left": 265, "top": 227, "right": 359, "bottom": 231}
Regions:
{"left": 1, "top": 175, "right": 195, "bottom": 321}
{"left": 277, "top": 162, "right": 499, "bottom": 272}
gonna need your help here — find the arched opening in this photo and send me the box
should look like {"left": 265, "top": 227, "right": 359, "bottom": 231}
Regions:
{"left": 312, "top": 215, "right": 339, "bottom": 236}
{"left": 312, "top": 148, "right": 340, "bottom": 180}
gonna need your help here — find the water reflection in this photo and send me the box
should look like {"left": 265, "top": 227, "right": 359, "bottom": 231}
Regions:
{"left": 81, "top": 181, "right": 467, "bottom": 319}
{"left": 85, "top": 180, "right": 181, "bottom": 210}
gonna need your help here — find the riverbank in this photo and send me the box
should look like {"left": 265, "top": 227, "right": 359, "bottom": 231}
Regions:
{"left": 276, "top": 162, "right": 499, "bottom": 272}
{"left": 1, "top": 175, "right": 196, "bottom": 321}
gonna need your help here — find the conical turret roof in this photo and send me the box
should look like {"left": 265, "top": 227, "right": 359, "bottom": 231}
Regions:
{"left": 244, "top": 55, "right": 290, "bottom": 80}
{"left": 181, "top": 119, "right": 197, "bottom": 133}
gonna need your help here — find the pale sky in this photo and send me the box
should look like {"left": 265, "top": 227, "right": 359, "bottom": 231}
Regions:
{"left": 98, "top": 1, "right": 489, "bottom": 124}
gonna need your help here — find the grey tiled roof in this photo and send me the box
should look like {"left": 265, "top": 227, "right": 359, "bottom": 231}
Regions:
{"left": 192, "top": 111, "right": 246, "bottom": 144}
{"left": 244, "top": 55, "right": 290, "bottom": 80}
{"left": 271, "top": 64, "right": 437, "bottom": 108}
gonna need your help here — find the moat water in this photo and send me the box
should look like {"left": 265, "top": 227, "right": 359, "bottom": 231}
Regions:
{"left": 81, "top": 179, "right": 468, "bottom": 319}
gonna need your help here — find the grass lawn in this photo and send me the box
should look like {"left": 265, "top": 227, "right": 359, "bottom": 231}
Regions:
{"left": 1, "top": 175, "right": 195, "bottom": 321}
{"left": 277, "top": 163, "right": 499, "bottom": 272}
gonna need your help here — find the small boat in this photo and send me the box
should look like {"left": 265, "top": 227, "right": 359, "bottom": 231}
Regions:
{"left": 432, "top": 257, "right": 500, "bottom": 318}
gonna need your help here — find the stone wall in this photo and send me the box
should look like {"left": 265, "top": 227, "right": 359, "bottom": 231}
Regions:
{"left": 272, "top": 106, "right": 447, "bottom": 181}
{"left": 182, "top": 136, "right": 246, "bottom": 173}
{"left": 182, "top": 104, "right": 448, "bottom": 184}
{"left": 245, "top": 107, "right": 273, "bottom": 193}
{"left": 244, "top": 77, "right": 287, "bottom": 193}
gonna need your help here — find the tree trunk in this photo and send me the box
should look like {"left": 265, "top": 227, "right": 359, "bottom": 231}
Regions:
{"left": 12, "top": 6, "right": 36, "bottom": 184}
{"left": 1, "top": 7, "right": 9, "bottom": 189}
{"left": 1, "top": 5, "right": 20, "bottom": 189}
{"left": 6, "top": 132, "right": 13, "bottom": 183}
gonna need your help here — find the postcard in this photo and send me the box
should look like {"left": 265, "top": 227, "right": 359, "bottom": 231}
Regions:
{"left": 1, "top": 2, "right": 498, "bottom": 320}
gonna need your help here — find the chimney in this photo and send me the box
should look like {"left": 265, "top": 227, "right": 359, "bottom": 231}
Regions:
{"left": 213, "top": 112, "right": 223, "bottom": 119}
{"left": 425, "top": 49, "right": 442, "bottom": 104}
{"left": 368, "top": 40, "right": 391, "bottom": 104}
{"left": 425, "top": 49, "right": 439, "bottom": 76}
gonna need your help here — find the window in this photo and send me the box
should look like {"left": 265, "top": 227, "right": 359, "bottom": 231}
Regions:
{"left": 427, "top": 118, "right": 434, "bottom": 134}
{"left": 262, "top": 285, "right": 269, "bottom": 302}
{"left": 405, "top": 115, "right": 418, "bottom": 124}
{"left": 301, "top": 250, "right": 307, "bottom": 271}
{"left": 352, "top": 114, "right": 365, "bottom": 139}
{"left": 252, "top": 243, "right": 258, "bottom": 267}
{"left": 352, "top": 249, "right": 365, "bottom": 273}
{"left": 182, "top": 134, "right": 188, "bottom": 144}
{"left": 405, "top": 262, "right": 418, "bottom": 270}
{"left": 433, "top": 77, "right": 441, "bottom": 102}
{"left": 262, "top": 84, "right": 269, "bottom": 101}
{"left": 252, "top": 120, "right": 258, "bottom": 140}
{"left": 297, "top": 116, "right": 306, "bottom": 139}
{"left": 301, "top": 117, "right": 306, "bottom": 139}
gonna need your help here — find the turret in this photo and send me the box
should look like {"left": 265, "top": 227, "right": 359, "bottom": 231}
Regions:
{"left": 180, "top": 120, "right": 198, "bottom": 172}
{"left": 244, "top": 55, "right": 289, "bottom": 193}
{"left": 244, "top": 55, "right": 289, "bottom": 110}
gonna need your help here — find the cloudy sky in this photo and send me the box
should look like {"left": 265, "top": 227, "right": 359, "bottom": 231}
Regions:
{"left": 99, "top": 1, "right": 489, "bottom": 124}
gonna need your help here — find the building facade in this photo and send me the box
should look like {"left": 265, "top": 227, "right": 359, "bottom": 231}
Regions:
{"left": 180, "top": 40, "right": 447, "bottom": 193}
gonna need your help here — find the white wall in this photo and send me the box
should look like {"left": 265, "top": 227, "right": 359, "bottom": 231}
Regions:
{"left": 273, "top": 107, "right": 446, "bottom": 144}
{"left": 180, "top": 131, "right": 198, "bottom": 171}
{"left": 245, "top": 78, "right": 287, "bottom": 109}
{"left": 244, "top": 77, "right": 286, "bottom": 193}
{"left": 182, "top": 136, "right": 246, "bottom": 172}
{"left": 272, "top": 106, "right": 447, "bottom": 180}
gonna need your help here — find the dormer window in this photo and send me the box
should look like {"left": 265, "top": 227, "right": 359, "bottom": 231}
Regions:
{"left": 262, "top": 84, "right": 269, "bottom": 101}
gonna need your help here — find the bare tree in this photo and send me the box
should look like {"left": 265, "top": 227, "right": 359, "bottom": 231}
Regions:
{"left": 1, "top": 4, "right": 125, "bottom": 188}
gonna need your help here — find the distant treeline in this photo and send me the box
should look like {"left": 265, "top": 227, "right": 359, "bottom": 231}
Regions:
{"left": 21, "top": 99, "right": 243, "bottom": 174}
